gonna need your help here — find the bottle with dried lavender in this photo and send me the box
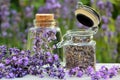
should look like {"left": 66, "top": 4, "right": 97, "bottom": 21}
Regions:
{"left": 57, "top": 2, "right": 101, "bottom": 69}
{"left": 27, "top": 14, "right": 63, "bottom": 60}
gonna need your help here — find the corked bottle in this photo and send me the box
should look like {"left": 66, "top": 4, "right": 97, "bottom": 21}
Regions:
{"left": 57, "top": 2, "right": 101, "bottom": 69}
{"left": 27, "top": 14, "right": 63, "bottom": 60}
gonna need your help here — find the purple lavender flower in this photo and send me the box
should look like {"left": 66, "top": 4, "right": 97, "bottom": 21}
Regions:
{"left": 0, "top": 63, "right": 4, "bottom": 68}
{"left": 68, "top": 68, "right": 77, "bottom": 76}
{"left": 86, "top": 66, "right": 95, "bottom": 76}
{"left": 0, "top": 45, "right": 120, "bottom": 79}
{"left": 2, "top": 31, "right": 8, "bottom": 37}
{"left": 46, "top": 0, "right": 61, "bottom": 9}
{"left": 24, "top": 6, "right": 34, "bottom": 18}
{"left": 105, "top": 1, "right": 113, "bottom": 12}
{"left": 108, "top": 66, "right": 118, "bottom": 78}
{"left": 38, "top": 0, "right": 61, "bottom": 18}
{"left": 9, "top": 48, "right": 20, "bottom": 55}
{"left": 77, "top": 70, "right": 83, "bottom": 77}
{"left": 101, "top": 24, "right": 108, "bottom": 31}
{"left": 12, "top": 56, "right": 17, "bottom": 61}
{"left": 23, "top": 57, "right": 29, "bottom": 66}
{"left": 105, "top": 31, "right": 113, "bottom": 38}
{"left": 99, "top": 66, "right": 109, "bottom": 79}
{"left": 102, "top": 16, "right": 109, "bottom": 24}
{"left": 53, "top": 54, "right": 59, "bottom": 61}
{"left": 90, "top": 0, "right": 94, "bottom": 4}
{"left": 0, "top": 45, "right": 7, "bottom": 60}
{"left": 5, "top": 58, "right": 11, "bottom": 64}
{"left": 0, "top": 72, "right": 3, "bottom": 79}
{"left": 6, "top": 72, "right": 15, "bottom": 78}
{"left": 0, "top": 0, "right": 11, "bottom": 38}
{"left": 46, "top": 52, "right": 51, "bottom": 56}
{"left": 1, "top": 22, "right": 10, "bottom": 28}
{"left": 91, "top": 72, "right": 101, "bottom": 80}
{"left": 96, "top": 0, "right": 105, "bottom": 10}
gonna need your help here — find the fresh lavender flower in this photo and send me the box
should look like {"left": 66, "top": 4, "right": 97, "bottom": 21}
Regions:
{"left": 0, "top": 0, "right": 10, "bottom": 37}
{"left": 77, "top": 70, "right": 83, "bottom": 78}
{"left": 68, "top": 67, "right": 77, "bottom": 76}
{"left": 101, "top": 24, "right": 108, "bottom": 31}
{"left": 0, "top": 45, "right": 7, "bottom": 60}
{"left": 38, "top": 0, "right": 61, "bottom": 18}
{"left": 105, "top": 1, "right": 113, "bottom": 13}
{"left": 91, "top": 72, "right": 101, "bottom": 80}
{"left": 102, "top": 16, "right": 109, "bottom": 24}
{"left": 53, "top": 54, "right": 59, "bottom": 61}
{"left": 86, "top": 66, "right": 95, "bottom": 76}
{"left": 24, "top": 6, "right": 34, "bottom": 18}
{"left": 108, "top": 66, "right": 118, "bottom": 78}
{"left": 96, "top": 0, "right": 105, "bottom": 10}
{"left": 0, "top": 63, "right": 4, "bottom": 68}
{"left": 0, "top": 45, "right": 120, "bottom": 79}
{"left": 105, "top": 31, "right": 113, "bottom": 38}
{"left": 9, "top": 47, "right": 20, "bottom": 55}
{"left": 6, "top": 72, "right": 15, "bottom": 78}
{"left": 99, "top": 66, "right": 109, "bottom": 79}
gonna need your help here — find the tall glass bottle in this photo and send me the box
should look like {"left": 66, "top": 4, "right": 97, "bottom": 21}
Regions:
{"left": 27, "top": 14, "right": 63, "bottom": 60}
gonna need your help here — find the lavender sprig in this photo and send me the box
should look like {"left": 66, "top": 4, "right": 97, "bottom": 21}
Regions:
{"left": 0, "top": 45, "right": 120, "bottom": 80}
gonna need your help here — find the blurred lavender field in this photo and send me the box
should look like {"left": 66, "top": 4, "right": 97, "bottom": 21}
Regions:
{"left": 0, "top": 0, "right": 120, "bottom": 63}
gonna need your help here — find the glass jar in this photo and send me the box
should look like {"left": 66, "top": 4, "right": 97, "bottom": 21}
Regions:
{"left": 27, "top": 14, "right": 63, "bottom": 60}
{"left": 57, "top": 28, "right": 97, "bottom": 69}
{"left": 57, "top": 2, "right": 101, "bottom": 69}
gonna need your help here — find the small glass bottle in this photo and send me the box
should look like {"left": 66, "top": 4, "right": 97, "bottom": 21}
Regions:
{"left": 27, "top": 14, "right": 62, "bottom": 59}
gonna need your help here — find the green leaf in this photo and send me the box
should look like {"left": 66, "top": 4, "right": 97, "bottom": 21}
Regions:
{"left": 108, "top": 18, "right": 115, "bottom": 32}
{"left": 32, "top": 0, "right": 45, "bottom": 8}
{"left": 110, "top": 0, "right": 120, "bottom": 5}
{"left": 79, "top": 0, "right": 90, "bottom": 5}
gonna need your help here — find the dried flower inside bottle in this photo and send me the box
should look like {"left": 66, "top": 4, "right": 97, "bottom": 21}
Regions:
{"left": 27, "top": 14, "right": 62, "bottom": 60}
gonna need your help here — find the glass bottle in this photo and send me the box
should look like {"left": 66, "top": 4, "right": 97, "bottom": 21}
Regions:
{"left": 27, "top": 14, "right": 63, "bottom": 60}
{"left": 57, "top": 2, "right": 101, "bottom": 69}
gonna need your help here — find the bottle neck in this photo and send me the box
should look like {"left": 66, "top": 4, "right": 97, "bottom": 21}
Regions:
{"left": 34, "top": 19, "right": 56, "bottom": 28}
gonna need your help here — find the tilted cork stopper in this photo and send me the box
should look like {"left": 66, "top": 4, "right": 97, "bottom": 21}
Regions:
{"left": 35, "top": 14, "right": 55, "bottom": 27}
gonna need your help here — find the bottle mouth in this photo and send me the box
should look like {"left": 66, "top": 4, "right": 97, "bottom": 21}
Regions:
{"left": 66, "top": 28, "right": 98, "bottom": 36}
{"left": 75, "top": 3, "right": 101, "bottom": 27}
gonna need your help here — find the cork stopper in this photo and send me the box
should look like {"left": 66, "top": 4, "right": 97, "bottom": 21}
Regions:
{"left": 35, "top": 14, "right": 55, "bottom": 27}
{"left": 35, "top": 14, "right": 54, "bottom": 21}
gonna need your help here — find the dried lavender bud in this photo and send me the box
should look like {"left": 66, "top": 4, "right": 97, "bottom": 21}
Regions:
{"left": 72, "top": 36, "right": 91, "bottom": 43}
{"left": 65, "top": 45, "right": 95, "bottom": 69}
